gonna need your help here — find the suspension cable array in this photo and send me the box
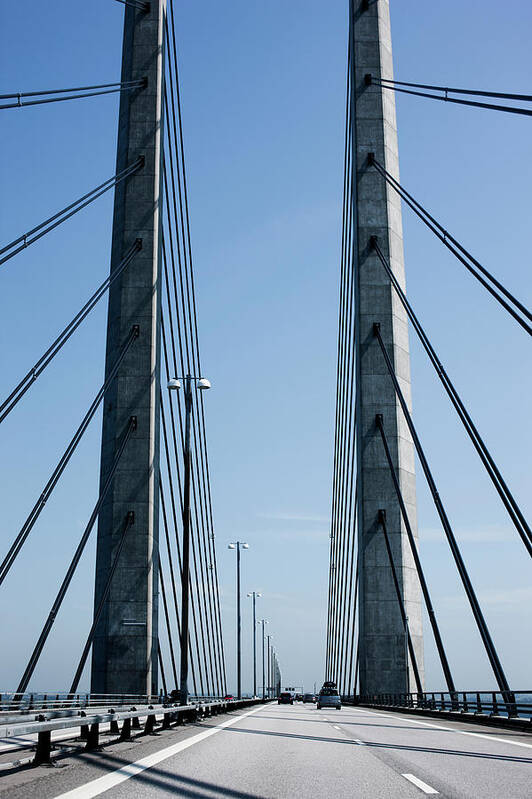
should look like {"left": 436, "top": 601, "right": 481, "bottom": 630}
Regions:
{"left": 368, "top": 154, "right": 532, "bottom": 336}
{"left": 0, "top": 0, "right": 226, "bottom": 700}
{"left": 327, "top": 0, "right": 529, "bottom": 702}
{"left": 325, "top": 42, "right": 359, "bottom": 697}
{"left": 155, "top": 0, "right": 227, "bottom": 697}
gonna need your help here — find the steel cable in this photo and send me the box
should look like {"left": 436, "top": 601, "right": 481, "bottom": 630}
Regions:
{"left": 165, "top": 2, "right": 226, "bottom": 692}
{"left": 367, "top": 75, "right": 532, "bottom": 117}
{"left": 0, "top": 158, "right": 143, "bottom": 267}
{"left": 374, "top": 323, "right": 512, "bottom": 697}
{"left": 0, "top": 79, "right": 145, "bottom": 111}
{"left": 15, "top": 416, "right": 136, "bottom": 694}
{"left": 369, "top": 155, "right": 532, "bottom": 335}
{"left": 371, "top": 236, "right": 532, "bottom": 556}
{"left": 0, "top": 240, "right": 141, "bottom": 425}
{"left": 0, "top": 326, "right": 139, "bottom": 586}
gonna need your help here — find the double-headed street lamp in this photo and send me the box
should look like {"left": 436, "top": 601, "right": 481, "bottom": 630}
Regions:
{"left": 247, "top": 591, "right": 261, "bottom": 697}
{"left": 168, "top": 374, "right": 211, "bottom": 706}
{"left": 228, "top": 541, "right": 248, "bottom": 699}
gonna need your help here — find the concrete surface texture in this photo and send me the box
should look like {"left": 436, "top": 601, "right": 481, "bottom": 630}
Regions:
{"left": 91, "top": 1, "right": 166, "bottom": 697}
{"left": 1, "top": 703, "right": 531, "bottom": 798}
{"left": 352, "top": 0, "right": 424, "bottom": 694}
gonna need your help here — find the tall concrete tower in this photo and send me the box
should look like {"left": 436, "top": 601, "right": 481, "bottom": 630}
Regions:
{"left": 91, "top": 1, "right": 166, "bottom": 697}
{"left": 351, "top": 0, "right": 424, "bottom": 694}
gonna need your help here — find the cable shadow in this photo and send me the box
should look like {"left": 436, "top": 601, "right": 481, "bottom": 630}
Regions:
{"left": 74, "top": 747, "right": 269, "bottom": 799}
{"left": 223, "top": 726, "right": 532, "bottom": 764}
{"left": 257, "top": 714, "right": 429, "bottom": 731}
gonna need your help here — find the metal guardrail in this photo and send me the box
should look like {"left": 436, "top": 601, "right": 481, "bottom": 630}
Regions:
{"left": 347, "top": 691, "right": 532, "bottom": 723}
{"left": 0, "top": 696, "right": 262, "bottom": 766}
{"left": 0, "top": 692, "right": 222, "bottom": 713}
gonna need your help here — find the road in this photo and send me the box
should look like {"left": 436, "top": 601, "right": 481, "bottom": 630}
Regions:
{"left": 0, "top": 702, "right": 531, "bottom": 797}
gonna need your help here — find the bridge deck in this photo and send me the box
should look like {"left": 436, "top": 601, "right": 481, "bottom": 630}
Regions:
{"left": 0, "top": 702, "right": 530, "bottom": 798}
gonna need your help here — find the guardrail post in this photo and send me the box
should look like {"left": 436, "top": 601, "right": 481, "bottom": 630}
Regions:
{"left": 162, "top": 710, "right": 171, "bottom": 729}
{"left": 462, "top": 692, "right": 468, "bottom": 713}
{"left": 144, "top": 713, "right": 156, "bottom": 734}
{"left": 80, "top": 724, "right": 89, "bottom": 740}
{"left": 34, "top": 730, "right": 52, "bottom": 766}
{"left": 491, "top": 692, "right": 500, "bottom": 716}
{"left": 504, "top": 691, "right": 518, "bottom": 718}
{"left": 86, "top": 723, "right": 100, "bottom": 750}
{"left": 120, "top": 717, "right": 132, "bottom": 741}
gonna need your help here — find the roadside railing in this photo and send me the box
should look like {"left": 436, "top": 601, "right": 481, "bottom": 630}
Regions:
{"left": 346, "top": 691, "right": 532, "bottom": 723}
{"left": 0, "top": 696, "right": 263, "bottom": 767}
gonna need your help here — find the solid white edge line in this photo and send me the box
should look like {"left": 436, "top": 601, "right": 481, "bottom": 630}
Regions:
{"left": 349, "top": 707, "right": 532, "bottom": 750}
{"left": 52, "top": 704, "right": 265, "bottom": 799}
{"left": 402, "top": 773, "right": 439, "bottom": 794}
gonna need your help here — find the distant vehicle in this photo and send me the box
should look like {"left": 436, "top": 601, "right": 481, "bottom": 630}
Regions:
{"left": 317, "top": 682, "right": 341, "bottom": 710}
{"left": 303, "top": 693, "right": 315, "bottom": 703}
{"left": 295, "top": 693, "right": 304, "bottom": 702}
{"left": 278, "top": 692, "right": 294, "bottom": 705}
{"left": 224, "top": 694, "right": 234, "bottom": 701}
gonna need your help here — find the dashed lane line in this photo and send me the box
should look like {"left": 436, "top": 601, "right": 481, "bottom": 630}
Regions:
{"left": 402, "top": 773, "right": 439, "bottom": 794}
{"left": 51, "top": 704, "right": 265, "bottom": 799}
{"left": 349, "top": 707, "right": 532, "bottom": 750}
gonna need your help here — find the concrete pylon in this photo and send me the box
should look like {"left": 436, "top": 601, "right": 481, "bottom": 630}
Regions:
{"left": 351, "top": 0, "right": 424, "bottom": 694}
{"left": 91, "top": 1, "right": 166, "bottom": 697}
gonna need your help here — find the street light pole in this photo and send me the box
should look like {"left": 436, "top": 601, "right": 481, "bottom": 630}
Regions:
{"left": 228, "top": 541, "right": 248, "bottom": 699}
{"left": 259, "top": 619, "right": 268, "bottom": 699}
{"left": 180, "top": 375, "right": 192, "bottom": 706}
{"left": 247, "top": 591, "right": 261, "bottom": 697}
{"left": 168, "top": 374, "right": 211, "bottom": 706}
{"left": 266, "top": 634, "right": 273, "bottom": 699}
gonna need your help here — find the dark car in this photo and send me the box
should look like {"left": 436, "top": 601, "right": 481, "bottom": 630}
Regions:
{"left": 295, "top": 693, "right": 304, "bottom": 702}
{"left": 303, "top": 693, "right": 315, "bottom": 703}
{"left": 223, "top": 694, "right": 234, "bottom": 701}
{"left": 278, "top": 692, "right": 294, "bottom": 705}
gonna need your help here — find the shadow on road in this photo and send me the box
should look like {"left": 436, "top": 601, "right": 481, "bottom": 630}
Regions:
{"left": 222, "top": 725, "right": 532, "bottom": 764}
{"left": 75, "top": 748, "right": 269, "bottom": 799}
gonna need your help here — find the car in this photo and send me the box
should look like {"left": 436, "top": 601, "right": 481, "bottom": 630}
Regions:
{"left": 303, "top": 693, "right": 315, "bottom": 703}
{"left": 295, "top": 693, "right": 303, "bottom": 702}
{"left": 278, "top": 692, "right": 294, "bottom": 705}
{"left": 317, "top": 683, "right": 341, "bottom": 710}
{"left": 223, "top": 694, "right": 234, "bottom": 701}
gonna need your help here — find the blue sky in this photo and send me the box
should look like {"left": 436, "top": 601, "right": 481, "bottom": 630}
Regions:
{"left": 0, "top": 0, "right": 530, "bottom": 695}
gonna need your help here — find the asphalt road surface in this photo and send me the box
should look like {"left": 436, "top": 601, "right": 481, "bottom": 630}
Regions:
{"left": 0, "top": 702, "right": 531, "bottom": 798}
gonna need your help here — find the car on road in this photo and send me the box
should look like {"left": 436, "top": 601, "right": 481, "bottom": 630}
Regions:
{"left": 295, "top": 693, "right": 303, "bottom": 702}
{"left": 303, "top": 693, "right": 315, "bottom": 703}
{"left": 317, "top": 683, "right": 341, "bottom": 710}
{"left": 278, "top": 692, "right": 294, "bottom": 705}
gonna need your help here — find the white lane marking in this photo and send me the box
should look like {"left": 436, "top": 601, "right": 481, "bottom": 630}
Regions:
{"left": 353, "top": 738, "right": 364, "bottom": 745}
{"left": 349, "top": 708, "right": 532, "bottom": 750}
{"left": 333, "top": 725, "right": 341, "bottom": 730}
{"left": 402, "top": 773, "right": 439, "bottom": 794}
{"left": 52, "top": 705, "right": 265, "bottom": 799}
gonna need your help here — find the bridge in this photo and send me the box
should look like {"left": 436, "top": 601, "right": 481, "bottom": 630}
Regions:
{"left": 0, "top": 0, "right": 530, "bottom": 797}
